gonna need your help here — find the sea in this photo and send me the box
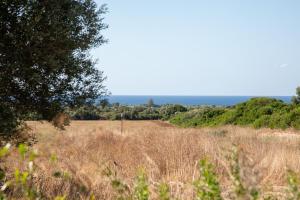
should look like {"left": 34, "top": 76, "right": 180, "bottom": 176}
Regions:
{"left": 107, "top": 96, "right": 292, "bottom": 106}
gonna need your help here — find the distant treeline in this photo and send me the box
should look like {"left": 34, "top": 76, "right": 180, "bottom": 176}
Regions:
{"left": 66, "top": 103, "right": 188, "bottom": 121}
{"left": 25, "top": 95, "right": 300, "bottom": 130}
{"left": 68, "top": 96, "right": 300, "bottom": 130}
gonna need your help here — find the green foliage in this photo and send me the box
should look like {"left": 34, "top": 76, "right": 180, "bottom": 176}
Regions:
{"left": 0, "top": 144, "right": 11, "bottom": 200}
{"left": 228, "top": 146, "right": 261, "bottom": 200}
{"left": 228, "top": 147, "right": 246, "bottom": 198}
{"left": 170, "top": 97, "right": 300, "bottom": 130}
{"left": 65, "top": 96, "right": 300, "bottom": 131}
{"left": 292, "top": 87, "right": 300, "bottom": 105}
{"left": 287, "top": 170, "right": 300, "bottom": 200}
{"left": 63, "top": 104, "right": 189, "bottom": 121}
{"left": 170, "top": 107, "right": 226, "bottom": 127}
{"left": 134, "top": 169, "right": 149, "bottom": 200}
{"left": 0, "top": 0, "right": 108, "bottom": 135}
{"left": 194, "top": 159, "right": 223, "bottom": 200}
{"left": 0, "top": 144, "right": 10, "bottom": 158}
{"left": 158, "top": 183, "right": 171, "bottom": 200}
{"left": 159, "top": 104, "right": 188, "bottom": 120}
{"left": 0, "top": 144, "right": 39, "bottom": 199}
{"left": 103, "top": 167, "right": 131, "bottom": 200}
{"left": 147, "top": 99, "right": 154, "bottom": 108}
{"left": 70, "top": 106, "right": 102, "bottom": 120}
{"left": 0, "top": 143, "right": 79, "bottom": 199}
{"left": 0, "top": 104, "right": 20, "bottom": 135}
{"left": 54, "top": 196, "right": 67, "bottom": 200}
{"left": 18, "top": 144, "right": 28, "bottom": 159}
{"left": 217, "top": 98, "right": 288, "bottom": 127}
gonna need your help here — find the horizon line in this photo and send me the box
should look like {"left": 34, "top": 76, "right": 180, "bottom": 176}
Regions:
{"left": 108, "top": 94, "right": 293, "bottom": 97}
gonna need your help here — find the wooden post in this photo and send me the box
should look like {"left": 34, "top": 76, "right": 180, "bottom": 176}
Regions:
{"left": 120, "top": 113, "right": 124, "bottom": 134}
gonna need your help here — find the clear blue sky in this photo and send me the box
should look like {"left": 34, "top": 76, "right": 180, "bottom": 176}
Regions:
{"left": 93, "top": 0, "right": 300, "bottom": 96}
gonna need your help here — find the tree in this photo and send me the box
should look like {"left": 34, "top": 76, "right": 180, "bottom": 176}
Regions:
{"left": 0, "top": 0, "right": 108, "bottom": 134}
{"left": 147, "top": 98, "right": 154, "bottom": 108}
{"left": 99, "top": 98, "right": 109, "bottom": 109}
{"left": 292, "top": 87, "right": 300, "bottom": 105}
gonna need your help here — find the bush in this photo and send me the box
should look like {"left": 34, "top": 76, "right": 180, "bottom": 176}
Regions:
{"left": 0, "top": 104, "right": 20, "bottom": 135}
{"left": 170, "top": 97, "right": 300, "bottom": 130}
{"left": 194, "top": 159, "right": 222, "bottom": 200}
{"left": 170, "top": 107, "right": 227, "bottom": 127}
{"left": 158, "top": 104, "right": 188, "bottom": 120}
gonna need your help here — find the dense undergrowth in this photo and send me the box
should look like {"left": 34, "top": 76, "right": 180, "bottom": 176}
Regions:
{"left": 170, "top": 97, "right": 300, "bottom": 130}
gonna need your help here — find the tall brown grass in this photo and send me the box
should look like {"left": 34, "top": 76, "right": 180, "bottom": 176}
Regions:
{"left": 3, "top": 120, "right": 300, "bottom": 199}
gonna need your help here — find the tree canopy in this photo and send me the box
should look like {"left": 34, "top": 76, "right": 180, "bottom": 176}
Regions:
{"left": 0, "top": 0, "right": 108, "bottom": 134}
{"left": 292, "top": 87, "right": 300, "bottom": 105}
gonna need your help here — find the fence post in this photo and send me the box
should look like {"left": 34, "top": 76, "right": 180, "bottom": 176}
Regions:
{"left": 120, "top": 113, "right": 124, "bottom": 134}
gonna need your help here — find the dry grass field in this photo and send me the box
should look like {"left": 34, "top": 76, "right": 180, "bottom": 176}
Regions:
{"left": 3, "top": 120, "right": 300, "bottom": 199}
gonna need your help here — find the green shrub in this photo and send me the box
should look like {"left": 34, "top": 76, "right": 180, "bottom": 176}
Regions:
{"left": 170, "top": 107, "right": 226, "bottom": 127}
{"left": 253, "top": 115, "right": 271, "bottom": 128}
{"left": 170, "top": 97, "right": 300, "bottom": 130}
{"left": 158, "top": 104, "right": 188, "bottom": 120}
{"left": 134, "top": 169, "right": 149, "bottom": 200}
{"left": 194, "top": 159, "right": 223, "bottom": 200}
{"left": 287, "top": 170, "right": 300, "bottom": 200}
{"left": 0, "top": 104, "right": 20, "bottom": 135}
{"left": 158, "top": 183, "right": 171, "bottom": 200}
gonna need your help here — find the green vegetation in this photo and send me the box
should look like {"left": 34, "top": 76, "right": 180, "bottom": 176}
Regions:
{"left": 194, "top": 159, "right": 222, "bottom": 200}
{"left": 170, "top": 107, "right": 226, "bottom": 127}
{"left": 66, "top": 104, "right": 188, "bottom": 121}
{"left": 23, "top": 94, "right": 300, "bottom": 131}
{"left": 158, "top": 183, "right": 171, "bottom": 200}
{"left": 170, "top": 97, "right": 300, "bottom": 130}
{"left": 292, "top": 87, "right": 300, "bottom": 105}
{"left": 0, "top": 0, "right": 108, "bottom": 135}
{"left": 0, "top": 143, "right": 95, "bottom": 200}
{"left": 134, "top": 169, "right": 149, "bottom": 200}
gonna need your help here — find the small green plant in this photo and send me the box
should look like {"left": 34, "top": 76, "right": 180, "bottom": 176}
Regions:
{"left": 0, "top": 144, "right": 10, "bottom": 158}
{"left": 228, "top": 146, "right": 260, "bottom": 200}
{"left": 103, "top": 167, "right": 131, "bottom": 200}
{"left": 287, "top": 170, "right": 300, "bottom": 200}
{"left": 54, "top": 195, "right": 67, "bottom": 200}
{"left": 194, "top": 159, "right": 223, "bottom": 200}
{"left": 1, "top": 144, "right": 39, "bottom": 200}
{"left": 158, "top": 183, "right": 171, "bottom": 200}
{"left": 0, "top": 143, "right": 75, "bottom": 200}
{"left": 134, "top": 169, "right": 149, "bottom": 200}
{"left": 0, "top": 144, "right": 11, "bottom": 200}
{"left": 50, "top": 153, "right": 58, "bottom": 163}
{"left": 18, "top": 144, "right": 28, "bottom": 159}
{"left": 228, "top": 147, "right": 246, "bottom": 198}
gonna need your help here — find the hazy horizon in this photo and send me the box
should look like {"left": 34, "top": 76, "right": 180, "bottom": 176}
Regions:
{"left": 93, "top": 0, "right": 300, "bottom": 96}
{"left": 109, "top": 94, "right": 293, "bottom": 97}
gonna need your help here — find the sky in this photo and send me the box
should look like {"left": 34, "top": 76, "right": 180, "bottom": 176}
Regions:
{"left": 93, "top": 0, "right": 300, "bottom": 96}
